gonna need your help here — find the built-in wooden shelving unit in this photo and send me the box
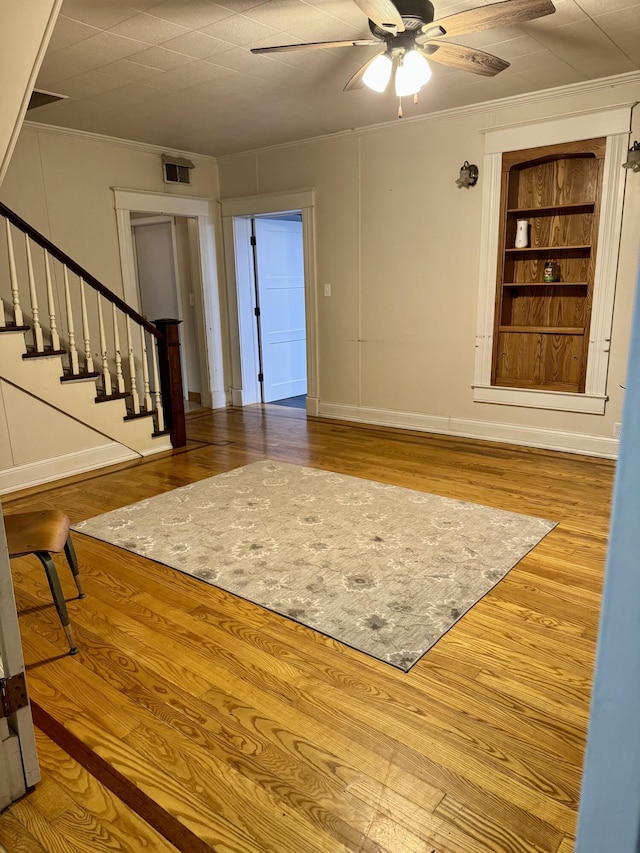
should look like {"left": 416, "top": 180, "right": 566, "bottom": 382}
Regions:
{"left": 491, "top": 137, "right": 606, "bottom": 393}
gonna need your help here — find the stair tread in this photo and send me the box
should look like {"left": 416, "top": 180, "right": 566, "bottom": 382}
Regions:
{"left": 61, "top": 371, "right": 100, "bottom": 382}
{"left": 95, "top": 391, "right": 131, "bottom": 403}
{"left": 0, "top": 325, "right": 30, "bottom": 333}
{"left": 22, "top": 348, "right": 66, "bottom": 359}
{"left": 124, "top": 409, "right": 157, "bottom": 421}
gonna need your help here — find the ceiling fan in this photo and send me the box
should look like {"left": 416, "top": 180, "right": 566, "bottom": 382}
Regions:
{"left": 251, "top": 0, "right": 556, "bottom": 113}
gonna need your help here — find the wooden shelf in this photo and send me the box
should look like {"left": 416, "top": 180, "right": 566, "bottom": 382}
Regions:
{"left": 494, "top": 378, "right": 581, "bottom": 392}
{"left": 504, "top": 281, "right": 588, "bottom": 288}
{"left": 499, "top": 325, "right": 584, "bottom": 335}
{"left": 505, "top": 245, "right": 591, "bottom": 253}
{"left": 507, "top": 202, "right": 595, "bottom": 215}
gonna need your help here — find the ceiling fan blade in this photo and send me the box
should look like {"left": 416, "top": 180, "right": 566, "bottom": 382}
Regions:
{"left": 418, "top": 0, "right": 555, "bottom": 40}
{"left": 251, "top": 39, "right": 378, "bottom": 55}
{"left": 352, "top": 0, "right": 405, "bottom": 32}
{"left": 423, "top": 42, "right": 510, "bottom": 77}
{"left": 344, "top": 51, "right": 385, "bottom": 91}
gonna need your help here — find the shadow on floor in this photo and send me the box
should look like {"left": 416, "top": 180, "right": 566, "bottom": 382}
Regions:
{"left": 269, "top": 396, "right": 306, "bottom": 410}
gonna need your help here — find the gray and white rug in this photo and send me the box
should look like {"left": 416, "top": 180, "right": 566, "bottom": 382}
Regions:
{"left": 74, "top": 460, "right": 556, "bottom": 670}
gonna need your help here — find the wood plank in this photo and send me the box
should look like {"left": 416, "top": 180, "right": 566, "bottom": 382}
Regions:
{"left": 3, "top": 407, "right": 614, "bottom": 853}
{"left": 0, "top": 810, "right": 50, "bottom": 852}
{"left": 31, "top": 706, "right": 212, "bottom": 853}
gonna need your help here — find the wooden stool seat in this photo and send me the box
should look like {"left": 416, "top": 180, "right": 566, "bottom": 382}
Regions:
{"left": 6, "top": 510, "right": 71, "bottom": 556}
{"left": 5, "top": 510, "right": 84, "bottom": 655}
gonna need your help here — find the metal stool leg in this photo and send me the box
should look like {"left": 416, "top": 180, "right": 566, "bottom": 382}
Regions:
{"left": 63, "top": 535, "right": 85, "bottom": 599}
{"left": 35, "top": 551, "right": 79, "bottom": 655}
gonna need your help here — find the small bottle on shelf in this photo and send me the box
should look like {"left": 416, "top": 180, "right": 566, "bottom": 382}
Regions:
{"left": 543, "top": 261, "right": 559, "bottom": 282}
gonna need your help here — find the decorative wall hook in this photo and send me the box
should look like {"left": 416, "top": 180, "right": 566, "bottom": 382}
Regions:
{"left": 622, "top": 141, "right": 640, "bottom": 172}
{"left": 456, "top": 161, "right": 479, "bottom": 188}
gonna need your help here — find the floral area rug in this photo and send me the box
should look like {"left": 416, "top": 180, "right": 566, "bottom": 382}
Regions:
{"left": 73, "top": 460, "right": 556, "bottom": 671}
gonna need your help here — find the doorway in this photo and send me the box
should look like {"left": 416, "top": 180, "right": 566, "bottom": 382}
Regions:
{"left": 251, "top": 214, "right": 306, "bottom": 404}
{"left": 114, "top": 188, "right": 227, "bottom": 412}
{"left": 220, "top": 188, "right": 319, "bottom": 415}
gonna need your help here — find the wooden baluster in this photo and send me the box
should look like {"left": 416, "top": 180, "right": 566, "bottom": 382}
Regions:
{"left": 150, "top": 334, "right": 165, "bottom": 432}
{"left": 139, "top": 326, "right": 152, "bottom": 411}
{"left": 97, "top": 295, "right": 112, "bottom": 396}
{"left": 5, "top": 219, "right": 23, "bottom": 327}
{"left": 112, "top": 304, "right": 125, "bottom": 394}
{"left": 24, "top": 235, "right": 44, "bottom": 351}
{"left": 79, "top": 279, "right": 94, "bottom": 373}
{"left": 63, "top": 266, "right": 79, "bottom": 375}
{"left": 44, "top": 252, "right": 60, "bottom": 351}
{"left": 126, "top": 317, "right": 140, "bottom": 414}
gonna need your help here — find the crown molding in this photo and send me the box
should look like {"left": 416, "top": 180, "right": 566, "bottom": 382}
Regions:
{"left": 480, "top": 102, "right": 636, "bottom": 139}
{"left": 217, "top": 71, "right": 640, "bottom": 163}
{"left": 21, "top": 120, "right": 218, "bottom": 163}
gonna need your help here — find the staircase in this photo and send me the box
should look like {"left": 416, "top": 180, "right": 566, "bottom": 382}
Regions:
{"left": 0, "top": 201, "right": 186, "bottom": 458}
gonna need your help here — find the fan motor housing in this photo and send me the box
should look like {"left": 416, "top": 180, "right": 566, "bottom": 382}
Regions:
{"left": 369, "top": 0, "right": 434, "bottom": 38}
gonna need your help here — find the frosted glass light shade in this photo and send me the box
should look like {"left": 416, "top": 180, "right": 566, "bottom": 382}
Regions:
{"left": 362, "top": 53, "right": 392, "bottom": 92}
{"left": 395, "top": 50, "right": 431, "bottom": 96}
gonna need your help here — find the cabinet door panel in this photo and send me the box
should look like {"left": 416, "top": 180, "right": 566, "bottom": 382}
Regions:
{"left": 495, "top": 331, "right": 584, "bottom": 391}
{"left": 495, "top": 332, "right": 543, "bottom": 385}
{"left": 540, "top": 333, "right": 584, "bottom": 389}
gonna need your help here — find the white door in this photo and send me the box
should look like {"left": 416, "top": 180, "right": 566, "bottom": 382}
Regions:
{"left": 133, "top": 220, "right": 180, "bottom": 322}
{"left": 254, "top": 217, "right": 306, "bottom": 403}
{"left": 132, "top": 219, "right": 188, "bottom": 396}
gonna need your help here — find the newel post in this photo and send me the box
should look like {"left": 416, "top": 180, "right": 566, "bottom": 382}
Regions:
{"left": 153, "top": 318, "right": 186, "bottom": 448}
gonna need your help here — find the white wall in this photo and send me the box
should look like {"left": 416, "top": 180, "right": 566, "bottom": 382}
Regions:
{"left": 0, "top": 380, "right": 135, "bottom": 495}
{"left": 0, "top": 124, "right": 221, "bottom": 297}
{"left": 218, "top": 75, "right": 640, "bottom": 457}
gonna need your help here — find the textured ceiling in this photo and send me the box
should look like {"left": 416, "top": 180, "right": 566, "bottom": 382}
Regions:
{"left": 29, "top": 0, "right": 640, "bottom": 157}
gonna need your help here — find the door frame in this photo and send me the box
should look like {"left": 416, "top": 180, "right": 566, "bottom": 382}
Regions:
{"left": 0, "top": 514, "right": 40, "bottom": 808}
{"left": 220, "top": 189, "right": 319, "bottom": 416}
{"left": 113, "top": 188, "right": 226, "bottom": 410}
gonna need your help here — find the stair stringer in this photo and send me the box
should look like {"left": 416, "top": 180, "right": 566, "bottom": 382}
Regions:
{"left": 0, "top": 332, "right": 171, "bottom": 456}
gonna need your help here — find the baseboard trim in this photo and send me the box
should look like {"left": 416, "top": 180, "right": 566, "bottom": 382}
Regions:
{"left": 0, "top": 443, "right": 138, "bottom": 495}
{"left": 230, "top": 388, "right": 249, "bottom": 407}
{"left": 211, "top": 390, "right": 229, "bottom": 410}
{"left": 318, "top": 402, "right": 619, "bottom": 459}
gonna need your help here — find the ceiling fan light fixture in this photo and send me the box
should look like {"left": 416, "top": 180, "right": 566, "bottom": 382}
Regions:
{"left": 394, "top": 49, "right": 431, "bottom": 96}
{"left": 362, "top": 52, "right": 393, "bottom": 92}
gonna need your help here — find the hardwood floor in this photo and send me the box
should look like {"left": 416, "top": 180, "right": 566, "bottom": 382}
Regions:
{"left": 1, "top": 405, "right": 614, "bottom": 852}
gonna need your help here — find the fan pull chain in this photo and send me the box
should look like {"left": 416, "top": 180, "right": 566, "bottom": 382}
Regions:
{"left": 398, "top": 97, "right": 403, "bottom": 118}
{"left": 414, "top": 92, "right": 418, "bottom": 105}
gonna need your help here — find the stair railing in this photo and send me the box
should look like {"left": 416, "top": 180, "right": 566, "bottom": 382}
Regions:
{"left": 0, "top": 201, "right": 186, "bottom": 448}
